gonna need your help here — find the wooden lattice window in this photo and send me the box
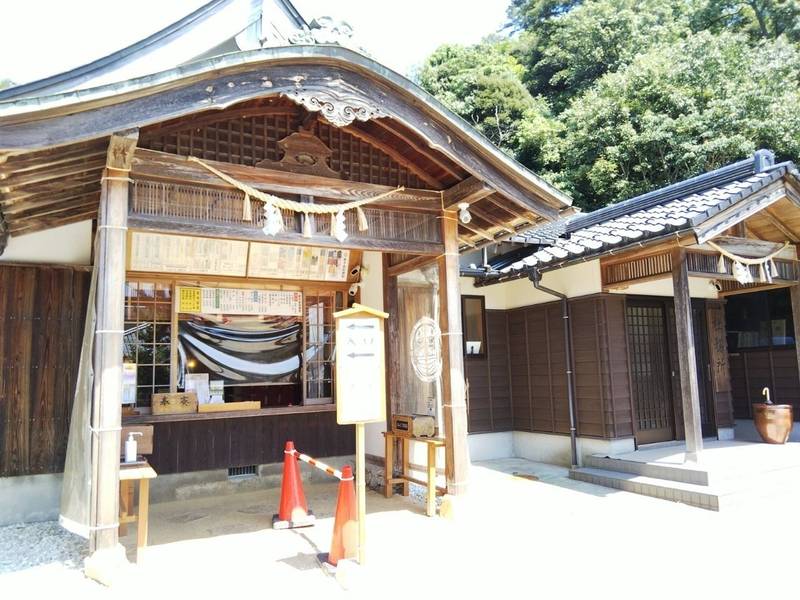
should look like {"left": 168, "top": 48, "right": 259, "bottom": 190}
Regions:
{"left": 303, "top": 289, "right": 345, "bottom": 405}
{"left": 123, "top": 281, "right": 173, "bottom": 406}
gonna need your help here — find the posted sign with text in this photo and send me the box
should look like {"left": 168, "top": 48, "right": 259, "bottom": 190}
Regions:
{"left": 334, "top": 306, "right": 387, "bottom": 425}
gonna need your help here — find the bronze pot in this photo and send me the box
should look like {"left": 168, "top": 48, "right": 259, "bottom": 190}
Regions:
{"left": 752, "top": 403, "right": 794, "bottom": 444}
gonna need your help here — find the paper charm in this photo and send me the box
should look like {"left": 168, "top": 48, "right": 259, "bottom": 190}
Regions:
{"left": 332, "top": 209, "right": 348, "bottom": 242}
{"left": 262, "top": 201, "right": 284, "bottom": 236}
{"left": 733, "top": 261, "right": 753, "bottom": 285}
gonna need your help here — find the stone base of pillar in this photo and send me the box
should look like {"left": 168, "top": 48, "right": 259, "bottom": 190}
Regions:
{"left": 84, "top": 544, "right": 131, "bottom": 587}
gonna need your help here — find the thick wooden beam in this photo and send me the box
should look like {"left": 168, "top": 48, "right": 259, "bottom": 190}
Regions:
{"left": 443, "top": 176, "right": 493, "bottom": 210}
{"left": 128, "top": 214, "right": 444, "bottom": 255}
{"left": 438, "top": 209, "right": 470, "bottom": 494}
{"left": 370, "top": 118, "right": 461, "bottom": 180}
{"left": 708, "top": 235, "right": 791, "bottom": 257}
{"left": 131, "top": 148, "right": 442, "bottom": 212}
{"left": 762, "top": 207, "right": 800, "bottom": 243}
{"left": 89, "top": 130, "right": 138, "bottom": 554}
{"left": 9, "top": 194, "right": 99, "bottom": 221}
{"left": 671, "top": 247, "right": 704, "bottom": 462}
{"left": 386, "top": 254, "right": 439, "bottom": 277}
{"left": 8, "top": 209, "right": 99, "bottom": 236}
{"left": 468, "top": 205, "right": 514, "bottom": 233}
{"left": 340, "top": 125, "right": 442, "bottom": 189}
{"left": 0, "top": 157, "right": 106, "bottom": 192}
{"left": 0, "top": 171, "right": 103, "bottom": 204}
{"left": 0, "top": 146, "right": 107, "bottom": 177}
{"left": 1, "top": 181, "right": 101, "bottom": 210}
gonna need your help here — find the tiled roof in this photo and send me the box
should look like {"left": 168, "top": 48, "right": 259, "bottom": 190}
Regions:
{"left": 492, "top": 161, "right": 793, "bottom": 279}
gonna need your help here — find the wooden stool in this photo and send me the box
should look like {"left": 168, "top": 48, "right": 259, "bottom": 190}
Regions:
{"left": 382, "top": 432, "right": 446, "bottom": 516}
{"left": 119, "top": 461, "right": 157, "bottom": 562}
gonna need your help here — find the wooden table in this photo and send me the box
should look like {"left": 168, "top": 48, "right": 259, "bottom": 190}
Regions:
{"left": 383, "top": 432, "right": 446, "bottom": 517}
{"left": 119, "top": 461, "right": 157, "bottom": 562}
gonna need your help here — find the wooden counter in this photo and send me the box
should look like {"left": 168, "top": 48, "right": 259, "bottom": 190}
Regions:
{"left": 122, "top": 403, "right": 335, "bottom": 425}
{"left": 125, "top": 405, "right": 352, "bottom": 475}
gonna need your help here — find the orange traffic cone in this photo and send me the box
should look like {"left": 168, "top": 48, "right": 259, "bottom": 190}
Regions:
{"left": 273, "top": 441, "right": 315, "bottom": 529}
{"left": 321, "top": 465, "right": 358, "bottom": 567}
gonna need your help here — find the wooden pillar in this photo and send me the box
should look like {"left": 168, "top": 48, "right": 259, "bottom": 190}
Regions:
{"left": 89, "top": 131, "right": 137, "bottom": 552}
{"left": 438, "top": 209, "right": 469, "bottom": 494}
{"left": 790, "top": 284, "right": 800, "bottom": 388}
{"left": 671, "top": 247, "right": 703, "bottom": 461}
{"left": 382, "top": 255, "right": 401, "bottom": 475}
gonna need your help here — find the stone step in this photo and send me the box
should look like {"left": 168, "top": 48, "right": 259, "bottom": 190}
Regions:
{"left": 584, "top": 455, "right": 709, "bottom": 486}
{"left": 569, "top": 467, "right": 720, "bottom": 510}
{"left": 571, "top": 465, "right": 800, "bottom": 511}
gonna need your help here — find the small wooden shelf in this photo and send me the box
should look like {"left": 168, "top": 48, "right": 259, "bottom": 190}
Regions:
{"left": 122, "top": 403, "right": 335, "bottom": 424}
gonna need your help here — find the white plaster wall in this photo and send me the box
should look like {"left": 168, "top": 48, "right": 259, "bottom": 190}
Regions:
{"left": 513, "top": 431, "right": 635, "bottom": 466}
{"left": 359, "top": 251, "right": 388, "bottom": 459}
{"left": 468, "top": 432, "right": 513, "bottom": 461}
{"left": 463, "top": 257, "right": 720, "bottom": 307}
{"left": 0, "top": 221, "right": 93, "bottom": 265}
{"left": 460, "top": 260, "right": 603, "bottom": 310}
{"left": 610, "top": 276, "right": 719, "bottom": 299}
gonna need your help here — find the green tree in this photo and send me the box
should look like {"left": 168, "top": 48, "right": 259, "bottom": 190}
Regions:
{"left": 0, "top": 79, "right": 14, "bottom": 90}
{"left": 511, "top": 0, "right": 694, "bottom": 110}
{"left": 418, "top": 40, "right": 561, "bottom": 171}
{"left": 556, "top": 31, "right": 800, "bottom": 209}
{"left": 691, "top": 1, "right": 800, "bottom": 41}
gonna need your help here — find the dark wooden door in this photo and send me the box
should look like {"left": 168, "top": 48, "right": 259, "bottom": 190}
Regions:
{"left": 692, "top": 302, "right": 717, "bottom": 437}
{"left": 626, "top": 300, "right": 675, "bottom": 444}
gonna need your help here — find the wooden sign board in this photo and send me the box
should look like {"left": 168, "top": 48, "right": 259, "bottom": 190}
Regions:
{"left": 177, "top": 286, "right": 302, "bottom": 316}
{"left": 334, "top": 304, "right": 388, "bottom": 425}
{"left": 129, "top": 232, "right": 248, "bottom": 276}
{"left": 248, "top": 242, "right": 350, "bottom": 281}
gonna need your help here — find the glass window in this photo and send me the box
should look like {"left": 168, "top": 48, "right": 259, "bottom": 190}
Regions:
{"left": 724, "top": 288, "right": 795, "bottom": 352}
{"left": 462, "top": 295, "right": 486, "bottom": 358}
{"left": 124, "top": 281, "right": 172, "bottom": 407}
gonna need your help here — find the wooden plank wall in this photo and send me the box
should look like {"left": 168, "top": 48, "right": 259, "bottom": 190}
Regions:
{"left": 146, "top": 411, "right": 354, "bottom": 474}
{"left": 0, "top": 264, "right": 91, "bottom": 476}
{"left": 468, "top": 296, "right": 633, "bottom": 439}
{"left": 465, "top": 310, "right": 512, "bottom": 432}
{"left": 730, "top": 346, "right": 800, "bottom": 420}
{"left": 706, "top": 301, "right": 735, "bottom": 428}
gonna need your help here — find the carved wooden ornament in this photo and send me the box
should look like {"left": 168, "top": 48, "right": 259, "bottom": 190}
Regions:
{"left": 282, "top": 87, "right": 385, "bottom": 127}
{"left": 255, "top": 131, "right": 341, "bottom": 178}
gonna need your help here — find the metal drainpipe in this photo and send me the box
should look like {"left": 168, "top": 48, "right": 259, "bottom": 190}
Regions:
{"left": 528, "top": 268, "right": 579, "bottom": 468}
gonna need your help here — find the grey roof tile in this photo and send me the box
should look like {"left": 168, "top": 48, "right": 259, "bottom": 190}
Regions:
{"left": 495, "top": 168, "right": 791, "bottom": 277}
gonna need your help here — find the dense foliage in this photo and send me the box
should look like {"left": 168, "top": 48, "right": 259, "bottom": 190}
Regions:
{"left": 418, "top": 0, "right": 800, "bottom": 211}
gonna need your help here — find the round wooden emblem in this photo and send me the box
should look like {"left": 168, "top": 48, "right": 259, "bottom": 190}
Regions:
{"left": 410, "top": 317, "right": 442, "bottom": 382}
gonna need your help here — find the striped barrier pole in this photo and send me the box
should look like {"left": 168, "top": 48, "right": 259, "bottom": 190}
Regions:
{"left": 286, "top": 447, "right": 350, "bottom": 481}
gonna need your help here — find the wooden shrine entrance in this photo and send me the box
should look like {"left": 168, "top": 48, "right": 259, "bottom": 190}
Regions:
{"left": 0, "top": 47, "right": 572, "bottom": 561}
{"left": 626, "top": 298, "right": 715, "bottom": 445}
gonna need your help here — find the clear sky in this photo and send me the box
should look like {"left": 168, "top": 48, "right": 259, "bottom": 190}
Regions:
{"left": 0, "top": 0, "right": 509, "bottom": 85}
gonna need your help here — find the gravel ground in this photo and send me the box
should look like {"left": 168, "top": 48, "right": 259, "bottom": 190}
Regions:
{"left": 0, "top": 521, "right": 88, "bottom": 574}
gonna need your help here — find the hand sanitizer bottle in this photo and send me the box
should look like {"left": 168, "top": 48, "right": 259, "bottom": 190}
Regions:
{"left": 125, "top": 431, "right": 143, "bottom": 463}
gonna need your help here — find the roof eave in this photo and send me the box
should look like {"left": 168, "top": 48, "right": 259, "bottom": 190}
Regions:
{"left": 0, "top": 46, "right": 572, "bottom": 216}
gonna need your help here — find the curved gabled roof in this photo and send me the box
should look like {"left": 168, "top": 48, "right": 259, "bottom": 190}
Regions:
{"left": 0, "top": 0, "right": 307, "bottom": 102}
{"left": 0, "top": 45, "right": 571, "bottom": 220}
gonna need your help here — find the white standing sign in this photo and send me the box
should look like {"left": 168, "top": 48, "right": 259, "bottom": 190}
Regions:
{"left": 333, "top": 303, "right": 388, "bottom": 566}
{"left": 334, "top": 306, "right": 387, "bottom": 425}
